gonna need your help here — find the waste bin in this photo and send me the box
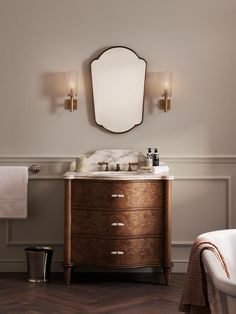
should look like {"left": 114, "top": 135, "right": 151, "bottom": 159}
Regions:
{"left": 25, "top": 247, "right": 53, "bottom": 283}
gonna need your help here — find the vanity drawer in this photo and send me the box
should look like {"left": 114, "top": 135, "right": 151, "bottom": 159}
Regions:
{"left": 71, "top": 180, "right": 164, "bottom": 209}
{"left": 72, "top": 209, "right": 163, "bottom": 237}
{"left": 72, "top": 237, "right": 163, "bottom": 267}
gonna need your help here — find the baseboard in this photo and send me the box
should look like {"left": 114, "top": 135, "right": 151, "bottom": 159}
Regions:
{"left": 0, "top": 261, "right": 188, "bottom": 273}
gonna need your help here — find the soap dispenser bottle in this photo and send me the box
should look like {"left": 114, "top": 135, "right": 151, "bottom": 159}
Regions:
{"left": 146, "top": 148, "right": 153, "bottom": 168}
{"left": 152, "top": 148, "right": 159, "bottom": 166}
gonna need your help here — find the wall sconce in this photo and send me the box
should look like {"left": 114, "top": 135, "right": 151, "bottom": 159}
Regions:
{"left": 64, "top": 71, "right": 78, "bottom": 112}
{"left": 159, "top": 71, "right": 172, "bottom": 112}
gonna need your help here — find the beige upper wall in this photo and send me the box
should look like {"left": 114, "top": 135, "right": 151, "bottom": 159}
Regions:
{"left": 0, "top": 0, "right": 235, "bottom": 156}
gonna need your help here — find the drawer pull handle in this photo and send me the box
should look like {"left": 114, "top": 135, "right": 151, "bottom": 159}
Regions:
{"left": 111, "top": 222, "right": 125, "bottom": 227}
{"left": 111, "top": 194, "right": 125, "bottom": 198}
{"left": 110, "top": 251, "right": 124, "bottom": 255}
{"left": 117, "top": 222, "right": 124, "bottom": 226}
{"left": 110, "top": 251, "right": 117, "bottom": 255}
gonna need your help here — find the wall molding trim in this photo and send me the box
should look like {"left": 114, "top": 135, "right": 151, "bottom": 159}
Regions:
{"left": 0, "top": 259, "right": 63, "bottom": 264}
{"left": 1, "top": 154, "right": 236, "bottom": 163}
{"left": 0, "top": 259, "right": 187, "bottom": 273}
{"left": 163, "top": 155, "right": 236, "bottom": 164}
{"left": 5, "top": 221, "right": 64, "bottom": 246}
{"left": 174, "top": 175, "right": 232, "bottom": 232}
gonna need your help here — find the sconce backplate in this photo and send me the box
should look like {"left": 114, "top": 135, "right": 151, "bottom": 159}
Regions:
{"left": 64, "top": 99, "right": 78, "bottom": 111}
{"left": 159, "top": 99, "right": 171, "bottom": 112}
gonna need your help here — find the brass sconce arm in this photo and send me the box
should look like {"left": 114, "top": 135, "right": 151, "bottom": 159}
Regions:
{"left": 64, "top": 71, "right": 78, "bottom": 112}
{"left": 65, "top": 91, "right": 78, "bottom": 112}
{"left": 159, "top": 90, "right": 171, "bottom": 112}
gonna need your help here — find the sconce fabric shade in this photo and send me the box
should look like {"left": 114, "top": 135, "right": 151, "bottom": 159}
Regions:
{"left": 161, "top": 71, "right": 172, "bottom": 96}
{"left": 66, "top": 71, "right": 78, "bottom": 95}
{"left": 159, "top": 71, "right": 172, "bottom": 112}
{"left": 65, "top": 71, "right": 78, "bottom": 112}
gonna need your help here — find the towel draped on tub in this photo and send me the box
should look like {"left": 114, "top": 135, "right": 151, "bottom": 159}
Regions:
{"left": 0, "top": 166, "right": 28, "bottom": 219}
{"left": 179, "top": 237, "right": 230, "bottom": 314}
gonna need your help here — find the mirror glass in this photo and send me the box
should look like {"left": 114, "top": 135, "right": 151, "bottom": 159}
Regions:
{"left": 91, "top": 47, "right": 146, "bottom": 133}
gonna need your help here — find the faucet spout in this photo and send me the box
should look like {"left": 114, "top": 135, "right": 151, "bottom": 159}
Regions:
{"left": 98, "top": 162, "right": 109, "bottom": 171}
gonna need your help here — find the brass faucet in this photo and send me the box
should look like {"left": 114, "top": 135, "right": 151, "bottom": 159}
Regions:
{"left": 128, "top": 162, "right": 139, "bottom": 171}
{"left": 115, "top": 163, "right": 121, "bottom": 171}
{"left": 98, "top": 162, "right": 109, "bottom": 171}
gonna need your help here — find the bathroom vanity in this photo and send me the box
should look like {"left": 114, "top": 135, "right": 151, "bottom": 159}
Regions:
{"left": 63, "top": 172, "right": 173, "bottom": 285}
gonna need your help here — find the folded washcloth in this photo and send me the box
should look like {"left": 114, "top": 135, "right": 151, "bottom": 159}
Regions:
{"left": 151, "top": 165, "right": 170, "bottom": 174}
{"left": 179, "top": 237, "right": 230, "bottom": 314}
{"left": 0, "top": 166, "right": 28, "bottom": 219}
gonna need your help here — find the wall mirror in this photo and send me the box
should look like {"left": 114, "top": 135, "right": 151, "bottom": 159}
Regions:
{"left": 91, "top": 46, "right": 146, "bottom": 133}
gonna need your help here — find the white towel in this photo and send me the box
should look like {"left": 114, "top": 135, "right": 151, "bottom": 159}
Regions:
{"left": 151, "top": 165, "right": 170, "bottom": 174}
{"left": 0, "top": 166, "right": 28, "bottom": 219}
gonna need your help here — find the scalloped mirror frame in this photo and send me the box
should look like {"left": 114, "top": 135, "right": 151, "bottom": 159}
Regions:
{"left": 91, "top": 46, "right": 147, "bottom": 134}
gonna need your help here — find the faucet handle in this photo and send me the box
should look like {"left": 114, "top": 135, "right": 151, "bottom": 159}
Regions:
{"left": 128, "top": 162, "right": 139, "bottom": 172}
{"left": 115, "top": 163, "right": 121, "bottom": 172}
{"left": 98, "top": 162, "right": 109, "bottom": 171}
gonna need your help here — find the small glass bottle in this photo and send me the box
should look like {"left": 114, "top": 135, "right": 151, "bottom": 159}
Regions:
{"left": 146, "top": 148, "right": 153, "bottom": 168}
{"left": 152, "top": 148, "right": 159, "bottom": 166}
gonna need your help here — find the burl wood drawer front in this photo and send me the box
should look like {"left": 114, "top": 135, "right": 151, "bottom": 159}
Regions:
{"left": 72, "top": 209, "right": 163, "bottom": 237}
{"left": 71, "top": 180, "right": 164, "bottom": 209}
{"left": 72, "top": 237, "right": 163, "bottom": 267}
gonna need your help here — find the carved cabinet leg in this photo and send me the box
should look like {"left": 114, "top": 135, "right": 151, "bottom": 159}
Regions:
{"left": 64, "top": 264, "right": 73, "bottom": 285}
{"left": 64, "top": 180, "right": 72, "bottom": 285}
{"left": 163, "top": 267, "right": 171, "bottom": 285}
{"left": 163, "top": 180, "right": 172, "bottom": 286}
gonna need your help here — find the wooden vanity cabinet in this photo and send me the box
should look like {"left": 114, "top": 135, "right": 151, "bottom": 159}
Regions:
{"left": 64, "top": 179, "right": 172, "bottom": 285}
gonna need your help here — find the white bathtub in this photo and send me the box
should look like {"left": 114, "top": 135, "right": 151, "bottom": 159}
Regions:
{"left": 201, "top": 229, "right": 236, "bottom": 314}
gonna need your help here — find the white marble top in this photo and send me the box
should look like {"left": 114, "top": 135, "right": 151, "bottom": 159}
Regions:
{"left": 65, "top": 149, "right": 174, "bottom": 180}
{"left": 63, "top": 171, "right": 174, "bottom": 181}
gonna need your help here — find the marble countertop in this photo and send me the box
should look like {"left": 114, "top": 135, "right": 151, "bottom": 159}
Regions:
{"left": 62, "top": 171, "right": 174, "bottom": 180}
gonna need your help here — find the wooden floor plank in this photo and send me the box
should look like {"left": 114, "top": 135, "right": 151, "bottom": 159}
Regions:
{"left": 0, "top": 273, "right": 185, "bottom": 314}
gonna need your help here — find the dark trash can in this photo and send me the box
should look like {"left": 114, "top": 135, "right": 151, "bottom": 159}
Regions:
{"left": 25, "top": 247, "right": 53, "bottom": 283}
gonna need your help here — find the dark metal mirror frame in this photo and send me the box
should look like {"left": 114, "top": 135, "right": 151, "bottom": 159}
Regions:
{"left": 90, "top": 46, "right": 147, "bottom": 134}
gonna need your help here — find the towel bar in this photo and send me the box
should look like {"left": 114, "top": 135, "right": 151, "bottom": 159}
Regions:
{"left": 29, "top": 164, "right": 40, "bottom": 174}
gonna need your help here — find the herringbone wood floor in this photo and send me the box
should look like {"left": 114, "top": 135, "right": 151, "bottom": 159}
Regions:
{"left": 0, "top": 273, "right": 185, "bottom": 314}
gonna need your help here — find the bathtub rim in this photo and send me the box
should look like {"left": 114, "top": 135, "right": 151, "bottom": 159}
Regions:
{"left": 201, "top": 229, "right": 236, "bottom": 299}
